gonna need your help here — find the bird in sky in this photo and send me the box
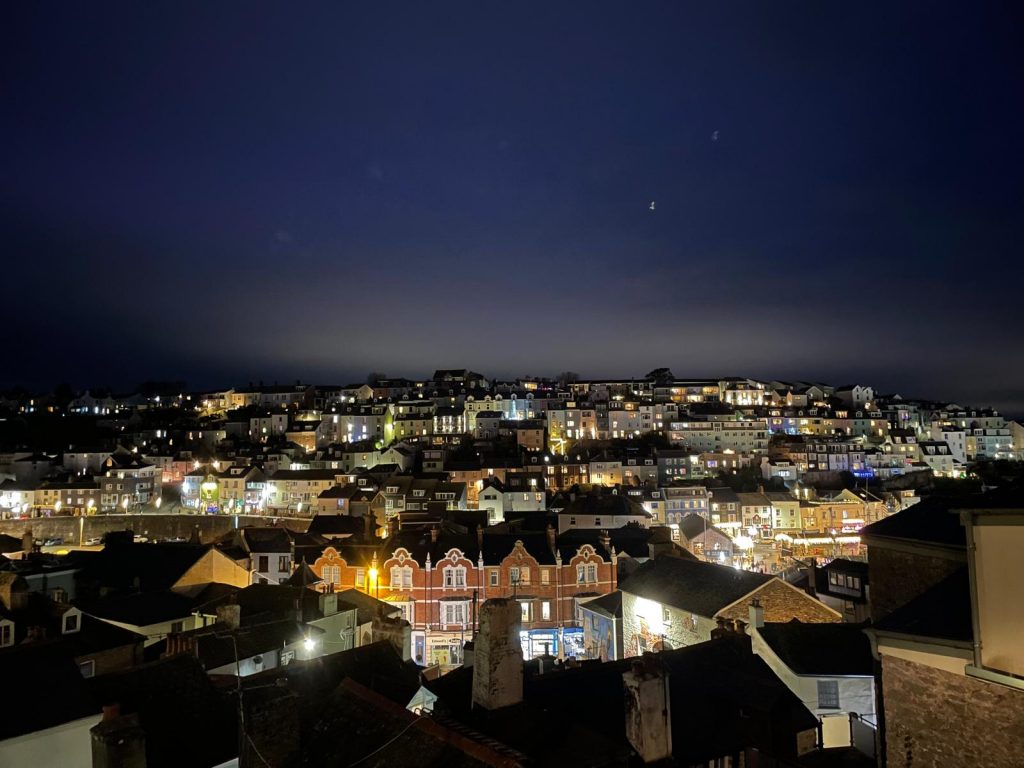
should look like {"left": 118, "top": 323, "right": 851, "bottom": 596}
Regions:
{"left": 649, "top": 201, "right": 656, "bottom": 211}
{"left": 711, "top": 130, "right": 720, "bottom": 142}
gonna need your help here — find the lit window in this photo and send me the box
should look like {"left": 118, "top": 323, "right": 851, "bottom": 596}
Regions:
{"left": 520, "top": 601, "right": 533, "bottom": 622}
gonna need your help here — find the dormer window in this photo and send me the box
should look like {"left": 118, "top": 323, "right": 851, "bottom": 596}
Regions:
{"left": 63, "top": 611, "right": 80, "bottom": 634}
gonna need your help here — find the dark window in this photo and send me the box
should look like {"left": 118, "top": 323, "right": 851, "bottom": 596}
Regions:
{"left": 817, "top": 680, "right": 840, "bottom": 709}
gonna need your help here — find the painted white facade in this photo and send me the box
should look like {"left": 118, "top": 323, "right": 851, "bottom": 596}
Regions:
{"left": 752, "top": 628, "right": 876, "bottom": 748}
{"left": 0, "top": 715, "right": 94, "bottom": 768}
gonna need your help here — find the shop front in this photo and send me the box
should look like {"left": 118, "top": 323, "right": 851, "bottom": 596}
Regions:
{"left": 517, "top": 627, "right": 585, "bottom": 660}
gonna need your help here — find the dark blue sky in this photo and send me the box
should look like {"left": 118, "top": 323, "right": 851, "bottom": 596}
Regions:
{"left": 3, "top": 3, "right": 1023, "bottom": 412}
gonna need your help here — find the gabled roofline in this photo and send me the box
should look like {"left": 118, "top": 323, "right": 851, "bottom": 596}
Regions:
{"left": 860, "top": 533, "right": 966, "bottom": 560}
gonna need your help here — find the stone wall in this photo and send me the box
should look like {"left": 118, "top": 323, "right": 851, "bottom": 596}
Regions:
{"left": 0, "top": 514, "right": 308, "bottom": 547}
{"left": 718, "top": 579, "right": 840, "bottom": 625}
{"left": 882, "top": 653, "right": 1024, "bottom": 768}
{"left": 621, "top": 591, "right": 717, "bottom": 656}
{"left": 868, "top": 546, "right": 964, "bottom": 622}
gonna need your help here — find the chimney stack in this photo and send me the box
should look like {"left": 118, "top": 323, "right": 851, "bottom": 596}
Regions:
{"left": 430, "top": 526, "right": 439, "bottom": 544}
{"left": 622, "top": 656, "right": 673, "bottom": 763}
{"left": 546, "top": 523, "right": 556, "bottom": 554}
{"left": 476, "top": 524, "right": 484, "bottom": 552}
{"left": 748, "top": 598, "right": 764, "bottom": 632}
{"left": 91, "top": 709, "right": 146, "bottom": 768}
{"left": 216, "top": 604, "right": 241, "bottom": 630}
{"left": 472, "top": 598, "right": 524, "bottom": 710}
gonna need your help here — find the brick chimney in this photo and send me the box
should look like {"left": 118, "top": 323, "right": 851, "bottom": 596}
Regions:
{"left": 430, "top": 526, "right": 439, "bottom": 544}
{"left": 476, "top": 524, "right": 484, "bottom": 552}
{"left": 91, "top": 706, "right": 146, "bottom": 768}
{"left": 623, "top": 656, "right": 673, "bottom": 763}
{"left": 546, "top": 523, "right": 556, "bottom": 554}
{"left": 472, "top": 598, "right": 523, "bottom": 710}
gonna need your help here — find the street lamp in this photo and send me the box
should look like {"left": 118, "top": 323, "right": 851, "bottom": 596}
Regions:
{"left": 368, "top": 567, "right": 379, "bottom": 598}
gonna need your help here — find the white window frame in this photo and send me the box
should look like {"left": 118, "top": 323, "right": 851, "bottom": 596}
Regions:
{"left": 443, "top": 565, "right": 466, "bottom": 589}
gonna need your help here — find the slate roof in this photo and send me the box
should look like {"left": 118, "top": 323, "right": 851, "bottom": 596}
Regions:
{"left": 286, "top": 561, "right": 323, "bottom": 587}
{"left": 298, "top": 678, "right": 497, "bottom": 767}
{"left": 255, "top": 640, "right": 421, "bottom": 708}
{"left": 874, "top": 567, "right": 972, "bottom": 643}
{"left": 579, "top": 591, "right": 622, "bottom": 619}
{"left": 206, "top": 583, "right": 333, "bottom": 625}
{"left": 757, "top": 621, "right": 874, "bottom": 676}
{"left": 861, "top": 485, "right": 1024, "bottom": 550}
{"left": 678, "top": 512, "right": 730, "bottom": 542}
{"left": 0, "top": 643, "right": 97, "bottom": 740}
{"left": 335, "top": 589, "right": 401, "bottom": 626}
{"left": 87, "top": 653, "right": 236, "bottom": 768}
{"left": 556, "top": 491, "right": 649, "bottom": 518}
{"left": 427, "top": 634, "right": 817, "bottom": 767}
{"left": 242, "top": 527, "right": 292, "bottom": 553}
{"left": 80, "top": 542, "right": 214, "bottom": 593}
{"left": 555, "top": 526, "right": 653, "bottom": 560}
{"left": 619, "top": 556, "right": 773, "bottom": 617}
{"left": 77, "top": 590, "right": 201, "bottom": 626}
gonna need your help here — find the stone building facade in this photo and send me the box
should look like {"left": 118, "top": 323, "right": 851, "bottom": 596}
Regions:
{"left": 881, "top": 653, "right": 1024, "bottom": 768}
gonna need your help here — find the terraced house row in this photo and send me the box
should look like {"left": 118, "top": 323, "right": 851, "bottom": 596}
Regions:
{"left": 308, "top": 522, "right": 633, "bottom": 666}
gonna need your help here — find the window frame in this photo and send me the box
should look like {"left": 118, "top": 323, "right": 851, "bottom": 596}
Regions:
{"left": 817, "top": 679, "right": 841, "bottom": 709}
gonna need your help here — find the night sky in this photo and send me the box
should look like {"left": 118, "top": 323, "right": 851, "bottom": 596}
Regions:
{"left": 4, "top": 3, "right": 1023, "bottom": 412}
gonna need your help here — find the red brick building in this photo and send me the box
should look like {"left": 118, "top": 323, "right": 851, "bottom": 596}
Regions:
{"left": 311, "top": 524, "right": 618, "bottom": 666}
